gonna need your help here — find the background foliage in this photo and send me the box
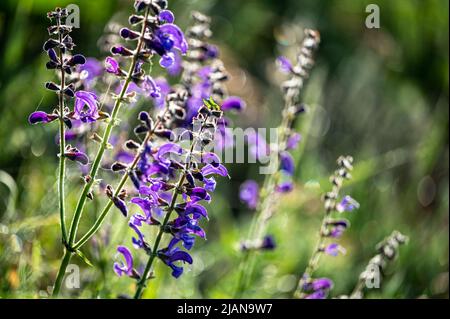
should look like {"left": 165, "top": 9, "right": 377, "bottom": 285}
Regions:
{"left": 0, "top": 0, "right": 448, "bottom": 298}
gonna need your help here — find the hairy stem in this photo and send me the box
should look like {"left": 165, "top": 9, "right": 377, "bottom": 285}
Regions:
{"left": 57, "top": 18, "right": 68, "bottom": 245}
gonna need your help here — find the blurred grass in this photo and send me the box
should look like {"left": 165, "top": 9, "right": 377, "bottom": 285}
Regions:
{"left": 0, "top": 0, "right": 448, "bottom": 298}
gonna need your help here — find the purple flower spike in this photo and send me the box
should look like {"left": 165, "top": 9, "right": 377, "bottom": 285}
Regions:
{"left": 105, "top": 56, "right": 120, "bottom": 75}
{"left": 28, "top": 111, "right": 58, "bottom": 125}
{"left": 336, "top": 195, "right": 360, "bottom": 213}
{"left": 286, "top": 133, "right": 302, "bottom": 150}
{"left": 239, "top": 180, "right": 259, "bottom": 210}
{"left": 280, "top": 151, "right": 295, "bottom": 176}
{"left": 74, "top": 91, "right": 99, "bottom": 123}
{"left": 277, "top": 56, "right": 293, "bottom": 73}
{"left": 221, "top": 97, "right": 246, "bottom": 112}
{"left": 114, "top": 246, "right": 133, "bottom": 277}
{"left": 159, "top": 10, "right": 175, "bottom": 24}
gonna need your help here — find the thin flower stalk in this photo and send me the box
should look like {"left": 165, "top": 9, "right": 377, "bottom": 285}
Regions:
{"left": 235, "top": 29, "right": 320, "bottom": 297}
{"left": 348, "top": 231, "right": 408, "bottom": 299}
{"left": 294, "top": 155, "right": 359, "bottom": 299}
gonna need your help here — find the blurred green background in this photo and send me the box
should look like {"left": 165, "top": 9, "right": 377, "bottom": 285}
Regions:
{"left": 0, "top": 0, "right": 448, "bottom": 298}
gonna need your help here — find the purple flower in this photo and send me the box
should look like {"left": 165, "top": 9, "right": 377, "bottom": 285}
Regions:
{"left": 280, "top": 151, "right": 295, "bottom": 176}
{"left": 142, "top": 75, "right": 161, "bottom": 98}
{"left": 276, "top": 56, "right": 293, "bottom": 73}
{"left": 105, "top": 56, "right": 120, "bottom": 75}
{"left": 275, "top": 181, "right": 294, "bottom": 193}
{"left": 113, "top": 197, "right": 128, "bottom": 217}
{"left": 221, "top": 97, "right": 246, "bottom": 112}
{"left": 28, "top": 111, "right": 58, "bottom": 125}
{"left": 130, "top": 197, "right": 161, "bottom": 225}
{"left": 286, "top": 133, "right": 302, "bottom": 150}
{"left": 324, "top": 243, "right": 346, "bottom": 257}
{"left": 303, "top": 277, "right": 333, "bottom": 299}
{"left": 261, "top": 235, "right": 276, "bottom": 250}
{"left": 202, "top": 164, "right": 229, "bottom": 177}
{"left": 166, "top": 50, "right": 182, "bottom": 76}
{"left": 336, "top": 195, "right": 360, "bottom": 213}
{"left": 240, "top": 180, "right": 259, "bottom": 210}
{"left": 158, "top": 238, "right": 193, "bottom": 278}
{"left": 113, "top": 246, "right": 133, "bottom": 277}
{"left": 326, "top": 219, "right": 350, "bottom": 238}
{"left": 73, "top": 91, "right": 99, "bottom": 123}
{"left": 64, "top": 149, "right": 89, "bottom": 165}
{"left": 129, "top": 222, "right": 146, "bottom": 249}
{"left": 79, "top": 58, "right": 103, "bottom": 86}
{"left": 145, "top": 23, "right": 188, "bottom": 69}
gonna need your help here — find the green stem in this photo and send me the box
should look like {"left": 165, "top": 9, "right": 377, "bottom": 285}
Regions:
{"left": 67, "top": 8, "right": 150, "bottom": 247}
{"left": 57, "top": 19, "right": 68, "bottom": 245}
{"left": 52, "top": 249, "right": 72, "bottom": 298}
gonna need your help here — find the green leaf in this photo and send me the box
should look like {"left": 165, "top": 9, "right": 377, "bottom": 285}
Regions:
{"left": 75, "top": 250, "right": 94, "bottom": 267}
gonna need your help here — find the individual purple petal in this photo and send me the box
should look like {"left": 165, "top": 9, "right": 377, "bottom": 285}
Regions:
{"left": 28, "top": 111, "right": 57, "bottom": 125}
{"left": 166, "top": 50, "right": 182, "bottom": 76}
{"left": 142, "top": 75, "right": 161, "bottom": 98}
{"left": 129, "top": 222, "right": 146, "bottom": 249}
{"left": 239, "top": 180, "right": 259, "bottom": 210}
{"left": 184, "top": 203, "right": 208, "bottom": 219}
{"left": 201, "top": 152, "right": 221, "bottom": 167}
{"left": 156, "top": 143, "right": 183, "bottom": 166}
{"left": 113, "top": 246, "right": 133, "bottom": 277}
{"left": 336, "top": 195, "right": 360, "bottom": 213}
{"left": 74, "top": 91, "right": 99, "bottom": 123}
{"left": 105, "top": 56, "right": 120, "bottom": 75}
{"left": 280, "top": 151, "right": 295, "bottom": 176}
{"left": 221, "top": 97, "right": 246, "bottom": 111}
{"left": 277, "top": 56, "right": 293, "bottom": 73}
{"left": 204, "top": 177, "right": 216, "bottom": 192}
{"left": 157, "top": 24, "right": 188, "bottom": 55}
{"left": 201, "top": 164, "right": 229, "bottom": 177}
{"left": 160, "top": 52, "right": 175, "bottom": 68}
{"left": 159, "top": 10, "right": 175, "bottom": 23}
{"left": 286, "top": 133, "right": 302, "bottom": 150}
